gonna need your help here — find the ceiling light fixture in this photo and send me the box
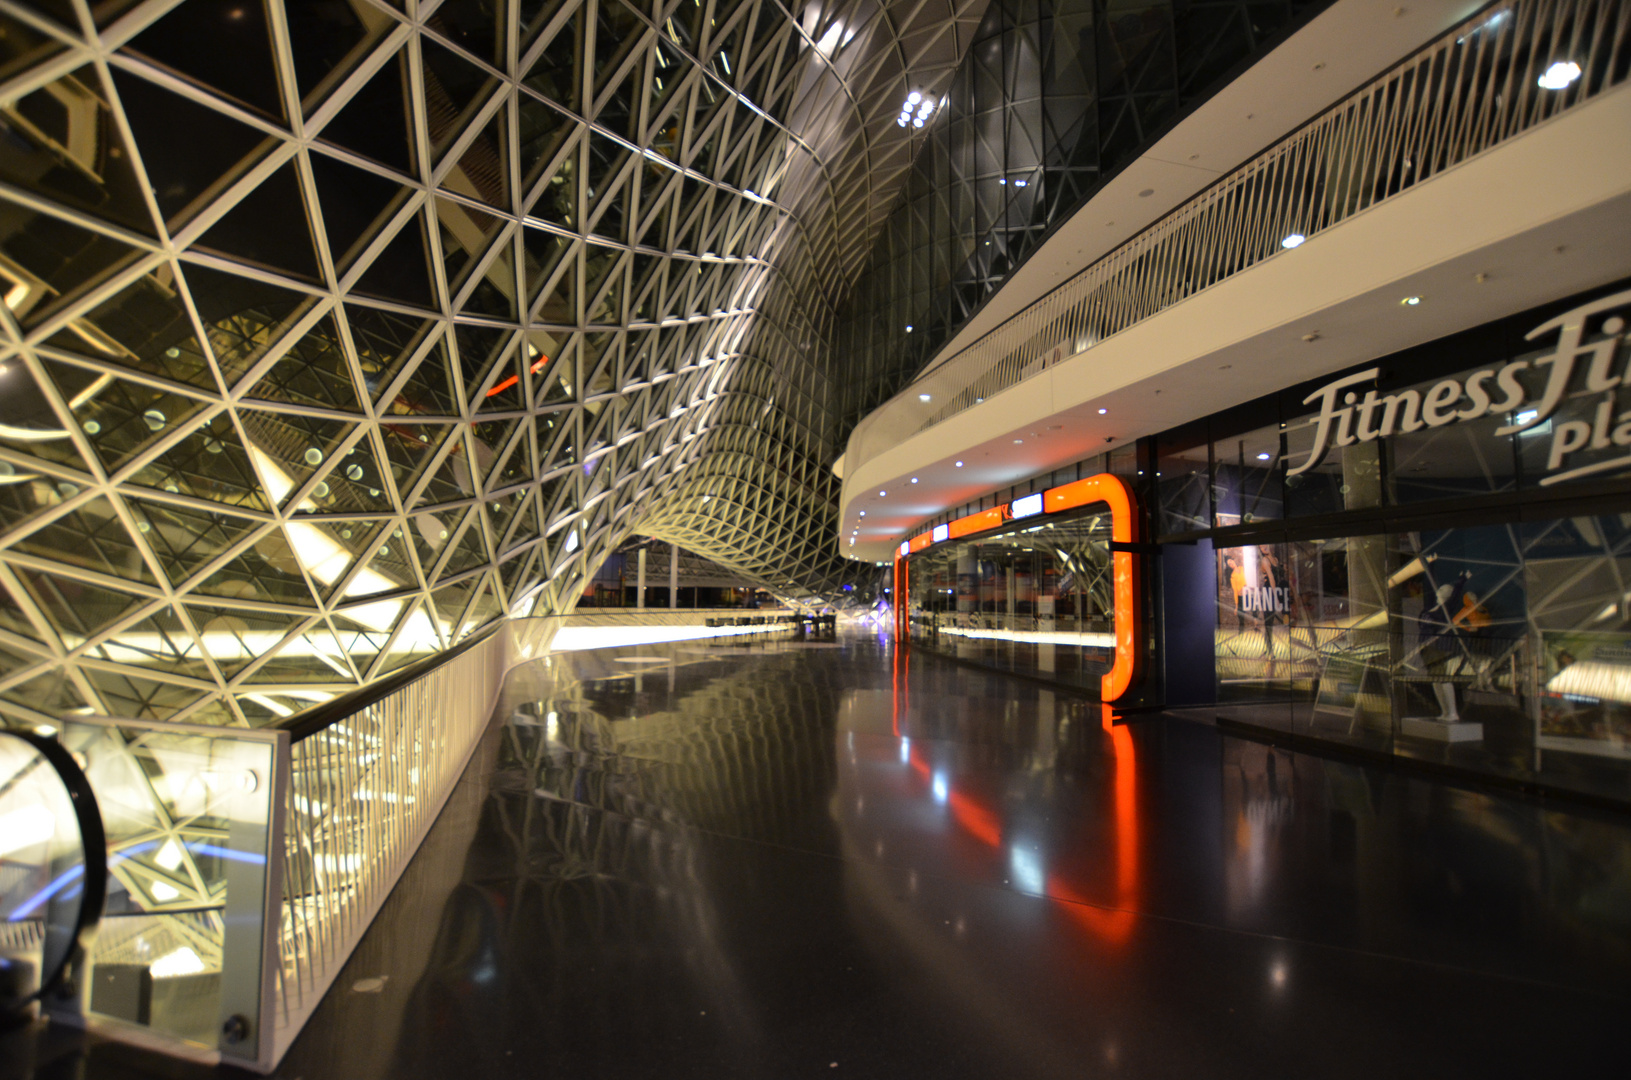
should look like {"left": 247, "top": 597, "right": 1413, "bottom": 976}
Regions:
{"left": 1537, "top": 60, "right": 1582, "bottom": 89}
{"left": 1281, "top": 233, "right": 1307, "bottom": 249}
{"left": 878, "top": 490, "right": 887, "bottom": 496}
{"left": 1098, "top": 408, "right": 1108, "bottom": 415}
{"left": 918, "top": 393, "right": 931, "bottom": 402}
{"left": 910, "top": 477, "right": 919, "bottom": 484}
{"left": 955, "top": 461, "right": 964, "bottom": 467}
{"left": 1400, "top": 295, "right": 1422, "bottom": 306}
{"left": 1257, "top": 452, "right": 1272, "bottom": 461}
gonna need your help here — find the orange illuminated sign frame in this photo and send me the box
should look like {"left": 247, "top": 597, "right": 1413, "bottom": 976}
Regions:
{"left": 893, "top": 472, "right": 1142, "bottom": 702}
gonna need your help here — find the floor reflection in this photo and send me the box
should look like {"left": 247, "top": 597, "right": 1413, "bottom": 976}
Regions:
{"left": 226, "top": 631, "right": 1631, "bottom": 1077}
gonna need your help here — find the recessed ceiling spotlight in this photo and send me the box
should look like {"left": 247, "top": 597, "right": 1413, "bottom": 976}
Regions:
{"left": 918, "top": 393, "right": 931, "bottom": 402}
{"left": 1400, "top": 295, "right": 1422, "bottom": 306}
{"left": 1281, "top": 233, "right": 1307, "bottom": 249}
{"left": 878, "top": 490, "right": 887, "bottom": 496}
{"left": 859, "top": 511, "right": 866, "bottom": 517}
{"left": 905, "top": 325, "right": 914, "bottom": 333}
{"left": 1013, "top": 438, "right": 1023, "bottom": 445}
{"left": 910, "top": 477, "right": 919, "bottom": 483}
{"left": 1537, "top": 60, "right": 1582, "bottom": 89}
{"left": 1097, "top": 407, "right": 1108, "bottom": 415}
{"left": 955, "top": 461, "right": 964, "bottom": 467}
{"left": 1257, "top": 452, "right": 1272, "bottom": 461}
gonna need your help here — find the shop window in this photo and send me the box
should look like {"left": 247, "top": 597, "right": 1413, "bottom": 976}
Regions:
{"left": 1156, "top": 425, "right": 1209, "bottom": 536}
{"left": 1213, "top": 421, "right": 1284, "bottom": 527}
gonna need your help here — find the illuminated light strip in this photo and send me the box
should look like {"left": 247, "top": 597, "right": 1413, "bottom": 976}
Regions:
{"left": 939, "top": 626, "right": 1114, "bottom": 648}
{"left": 485, "top": 353, "right": 551, "bottom": 397}
{"left": 901, "top": 472, "right": 1142, "bottom": 702}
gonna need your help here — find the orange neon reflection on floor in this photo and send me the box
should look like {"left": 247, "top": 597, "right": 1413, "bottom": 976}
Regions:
{"left": 889, "top": 678, "right": 1141, "bottom": 945}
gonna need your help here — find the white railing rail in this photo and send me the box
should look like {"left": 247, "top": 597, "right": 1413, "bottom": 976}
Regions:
{"left": 846, "top": 0, "right": 1630, "bottom": 474}
{"left": 271, "top": 627, "right": 510, "bottom": 1063}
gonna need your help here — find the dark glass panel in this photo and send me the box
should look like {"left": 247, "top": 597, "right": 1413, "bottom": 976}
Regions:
{"left": 125, "top": 0, "right": 285, "bottom": 121}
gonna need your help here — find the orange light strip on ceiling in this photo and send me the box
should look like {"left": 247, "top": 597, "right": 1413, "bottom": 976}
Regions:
{"left": 898, "top": 472, "right": 1143, "bottom": 703}
{"left": 485, "top": 353, "right": 551, "bottom": 397}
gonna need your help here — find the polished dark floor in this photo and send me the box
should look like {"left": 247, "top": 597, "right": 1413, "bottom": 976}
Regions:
{"left": 26, "top": 629, "right": 1631, "bottom": 1078}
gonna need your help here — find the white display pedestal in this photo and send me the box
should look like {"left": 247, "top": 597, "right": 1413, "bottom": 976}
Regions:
{"left": 1401, "top": 717, "right": 1485, "bottom": 742}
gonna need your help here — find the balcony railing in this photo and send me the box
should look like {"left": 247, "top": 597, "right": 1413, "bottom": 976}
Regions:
{"left": 845, "top": 0, "right": 1631, "bottom": 476}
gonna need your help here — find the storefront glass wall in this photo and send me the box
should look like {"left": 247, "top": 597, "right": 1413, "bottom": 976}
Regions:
{"left": 906, "top": 510, "right": 1115, "bottom": 693}
{"left": 1183, "top": 283, "right": 1631, "bottom": 803}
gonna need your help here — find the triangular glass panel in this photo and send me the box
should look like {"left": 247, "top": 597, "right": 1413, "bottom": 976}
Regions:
{"left": 379, "top": 335, "right": 461, "bottom": 419}
{"left": 347, "top": 527, "right": 419, "bottom": 602}
{"left": 79, "top": 667, "right": 205, "bottom": 722}
{"left": 137, "top": 427, "right": 266, "bottom": 518}
{"left": 442, "top": 110, "right": 511, "bottom": 212}
{"left": 328, "top": 610, "right": 392, "bottom": 675}
{"left": 531, "top": 244, "right": 578, "bottom": 326}
{"left": 379, "top": 421, "right": 458, "bottom": 500}
{"left": 240, "top": 621, "right": 354, "bottom": 685}
{"left": 520, "top": 226, "right": 572, "bottom": 306}
{"left": 535, "top": 348, "right": 576, "bottom": 408}
{"left": 474, "top": 351, "right": 526, "bottom": 413}
{"left": 527, "top": 139, "right": 579, "bottom": 230}
{"left": 538, "top": 408, "right": 577, "bottom": 465}
{"left": 649, "top": 33, "right": 688, "bottom": 120}
{"left": 1, "top": 667, "right": 88, "bottom": 717}
{"left": 420, "top": 39, "right": 497, "bottom": 161}
{"left": 459, "top": 574, "right": 503, "bottom": 638}
{"left": 484, "top": 418, "right": 533, "bottom": 490}
{"left": 236, "top": 410, "right": 356, "bottom": 508}
{"left": 435, "top": 513, "right": 490, "bottom": 580}
{"left": 497, "top": 547, "right": 536, "bottom": 606}
{"left": 408, "top": 507, "right": 461, "bottom": 579}
{"left": 430, "top": 574, "right": 481, "bottom": 640}
{"left": 108, "top": 67, "right": 273, "bottom": 226}
{"left": 583, "top": 247, "right": 622, "bottom": 323}
{"left": 344, "top": 304, "right": 440, "bottom": 406}
{"left": 629, "top": 255, "right": 662, "bottom": 322}
{"left": 9, "top": 495, "right": 157, "bottom": 586}
{"left": 591, "top": 0, "right": 646, "bottom": 95}
{"left": 42, "top": 261, "right": 214, "bottom": 389}
{"left": 457, "top": 242, "right": 519, "bottom": 321}
{"left": 125, "top": 0, "right": 285, "bottom": 122}
{"left": 369, "top": 598, "right": 441, "bottom": 677}
{"left": 243, "top": 314, "right": 362, "bottom": 412}
{"left": 123, "top": 497, "right": 266, "bottom": 589}
{"left": 0, "top": 70, "right": 147, "bottom": 237}
{"left": 309, "top": 151, "right": 416, "bottom": 273}
{"left": 349, "top": 211, "right": 437, "bottom": 311}
{"left": 587, "top": 167, "right": 629, "bottom": 244}
{"left": 187, "top": 525, "right": 316, "bottom": 606}
{"left": 284, "top": 0, "right": 389, "bottom": 112}
{"left": 181, "top": 262, "right": 316, "bottom": 389}
{"left": 318, "top": 50, "right": 417, "bottom": 176}
{"left": 415, "top": 435, "right": 478, "bottom": 506}
{"left": 595, "top": 62, "right": 639, "bottom": 140}
{"left": 436, "top": 195, "right": 503, "bottom": 295}
{"left": 5, "top": 210, "right": 144, "bottom": 332}
{"left": 453, "top": 323, "right": 513, "bottom": 401}
{"left": 18, "top": 570, "right": 147, "bottom": 646}
{"left": 0, "top": 574, "right": 44, "bottom": 644}
{"left": 0, "top": 362, "right": 86, "bottom": 473}
{"left": 638, "top": 183, "right": 673, "bottom": 250}
{"left": 523, "top": 6, "right": 583, "bottom": 113}
{"left": 469, "top": 417, "right": 520, "bottom": 482}
{"left": 484, "top": 488, "right": 526, "bottom": 547}
{"left": 427, "top": 0, "right": 507, "bottom": 68}
{"left": 517, "top": 92, "right": 574, "bottom": 191}
{"left": 87, "top": 603, "right": 205, "bottom": 679}
{"left": 179, "top": 601, "right": 292, "bottom": 680}
{"left": 296, "top": 436, "right": 394, "bottom": 517}
{"left": 40, "top": 358, "right": 211, "bottom": 475}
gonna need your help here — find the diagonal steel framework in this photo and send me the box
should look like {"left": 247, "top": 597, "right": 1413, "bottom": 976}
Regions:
{"left": 0, "top": 0, "right": 987, "bottom": 727}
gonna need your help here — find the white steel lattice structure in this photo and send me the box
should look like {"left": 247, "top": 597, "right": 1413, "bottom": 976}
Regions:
{"left": 0, "top": 0, "right": 987, "bottom": 727}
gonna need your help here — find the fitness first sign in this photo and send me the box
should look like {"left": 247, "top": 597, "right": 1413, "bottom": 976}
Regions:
{"left": 1288, "top": 288, "right": 1631, "bottom": 486}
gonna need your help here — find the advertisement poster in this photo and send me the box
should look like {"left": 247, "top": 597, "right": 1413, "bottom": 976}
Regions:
{"left": 1539, "top": 630, "right": 1631, "bottom": 759}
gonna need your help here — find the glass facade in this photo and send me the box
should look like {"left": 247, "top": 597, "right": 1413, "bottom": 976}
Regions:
{"left": 1164, "top": 281, "right": 1631, "bottom": 804}
{"left": 829, "top": 0, "right": 1325, "bottom": 436}
{"left": 904, "top": 506, "right": 1115, "bottom": 692}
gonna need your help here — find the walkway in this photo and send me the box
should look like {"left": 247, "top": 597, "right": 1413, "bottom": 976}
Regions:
{"left": 76, "top": 630, "right": 1631, "bottom": 1078}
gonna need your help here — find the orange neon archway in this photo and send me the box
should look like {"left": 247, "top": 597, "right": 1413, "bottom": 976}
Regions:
{"left": 892, "top": 472, "right": 1142, "bottom": 702}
